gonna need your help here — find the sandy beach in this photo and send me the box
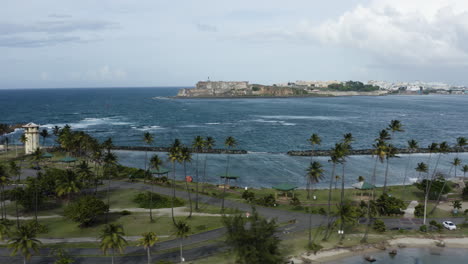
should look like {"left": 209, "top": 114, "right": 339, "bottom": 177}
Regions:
{"left": 290, "top": 236, "right": 468, "bottom": 263}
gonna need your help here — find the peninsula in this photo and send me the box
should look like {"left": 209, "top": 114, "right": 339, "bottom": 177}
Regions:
{"left": 176, "top": 81, "right": 387, "bottom": 98}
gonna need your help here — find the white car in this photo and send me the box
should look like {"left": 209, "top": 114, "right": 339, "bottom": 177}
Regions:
{"left": 442, "top": 221, "right": 457, "bottom": 230}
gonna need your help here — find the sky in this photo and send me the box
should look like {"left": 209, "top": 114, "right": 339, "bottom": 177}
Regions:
{"left": 2, "top": 0, "right": 468, "bottom": 88}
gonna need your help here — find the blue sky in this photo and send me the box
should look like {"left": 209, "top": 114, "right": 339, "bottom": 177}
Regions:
{"left": 2, "top": 0, "right": 468, "bottom": 88}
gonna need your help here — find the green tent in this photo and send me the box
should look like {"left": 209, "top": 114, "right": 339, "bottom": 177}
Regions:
{"left": 59, "top": 156, "right": 77, "bottom": 163}
{"left": 352, "top": 181, "right": 375, "bottom": 190}
{"left": 149, "top": 168, "right": 170, "bottom": 175}
{"left": 42, "top": 152, "right": 53, "bottom": 158}
{"left": 272, "top": 183, "right": 298, "bottom": 192}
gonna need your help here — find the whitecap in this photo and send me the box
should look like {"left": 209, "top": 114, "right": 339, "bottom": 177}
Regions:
{"left": 133, "top": 125, "right": 165, "bottom": 131}
{"left": 205, "top": 123, "right": 221, "bottom": 125}
{"left": 256, "top": 115, "right": 343, "bottom": 120}
{"left": 42, "top": 117, "right": 132, "bottom": 130}
{"left": 179, "top": 125, "right": 204, "bottom": 128}
{"left": 408, "top": 177, "right": 419, "bottom": 183}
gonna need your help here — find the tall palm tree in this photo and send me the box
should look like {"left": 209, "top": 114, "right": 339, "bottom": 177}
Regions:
{"left": 8, "top": 225, "right": 41, "bottom": 264}
{"left": 324, "top": 142, "right": 345, "bottom": 241}
{"left": 102, "top": 137, "right": 114, "bottom": 155}
{"left": 19, "top": 134, "right": 28, "bottom": 154}
{"left": 9, "top": 161, "right": 21, "bottom": 228}
{"left": 338, "top": 134, "right": 353, "bottom": 241}
{"left": 168, "top": 139, "right": 182, "bottom": 225}
{"left": 143, "top": 132, "right": 154, "bottom": 174}
{"left": 138, "top": 232, "right": 158, "bottom": 264}
{"left": 452, "top": 158, "right": 462, "bottom": 178}
{"left": 0, "top": 165, "right": 10, "bottom": 220}
{"left": 149, "top": 154, "right": 163, "bottom": 222}
{"left": 456, "top": 137, "right": 467, "bottom": 153}
{"left": 415, "top": 162, "right": 428, "bottom": 180}
{"left": 99, "top": 224, "right": 127, "bottom": 264}
{"left": 55, "top": 170, "right": 80, "bottom": 203}
{"left": 39, "top": 129, "right": 49, "bottom": 147}
{"left": 221, "top": 136, "right": 237, "bottom": 212}
{"left": 306, "top": 161, "right": 324, "bottom": 247}
{"left": 387, "top": 120, "right": 404, "bottom": 134}
{"left": 462, "top": 165, "right": 468, "bottom": 181}
{"left": 103, "top": 152, "right": 117, "bottom": 223}
{"left": 306, "top": 134, "right": 321, "bottom": 199}
{"left": 382, "top": 144, "right": 398, "bottom": 193}
{"left": 52, "top": 126, "right": 61, "bottom": 146}
{"left": 174, "top": 220, "right": 191, "bottom": 263}
{"left": 402, "top": 139, "right": 419, "bottom": 191}
{"left": 192, "top": 136, "right": 205, "bottom": 210}
{"left": 180, "top": 147, "right": 193, "bottom": 218}
{"left": 202, "top": 137, "right": 215, "bottom": 193}
{"left": 76, "top": 161, "right": 93, "bottom": 189}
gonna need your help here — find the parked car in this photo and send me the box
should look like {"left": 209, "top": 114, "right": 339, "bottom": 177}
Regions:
{"left": 442, "top": 221, "right": 456, "bottom": 230}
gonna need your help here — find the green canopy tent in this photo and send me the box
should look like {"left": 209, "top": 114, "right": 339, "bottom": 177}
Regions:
{"left": 219, "top": 174, "right": 239, "bottom": 188}
{"left": 149, "top": 168, "right": 171, "bottom": 181}
{"left": 352, "top": 181, "right": 375, "bottom": 200}
{"left": 272, "top": 183, "right": 298, "bottom": 199}
{"left": 42, "top": 152, "right": 53, "bottom": 159}
{"left": 59, "top": 156, "right": 77, "bottom": 168}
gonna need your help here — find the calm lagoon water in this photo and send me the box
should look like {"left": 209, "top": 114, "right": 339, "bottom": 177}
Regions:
{"left": 327, "top": 247, "right": 468, "bottom": 264}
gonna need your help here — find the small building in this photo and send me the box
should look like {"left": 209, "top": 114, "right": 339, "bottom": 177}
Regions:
{"left": 22, "top": 122, "right": 40, "bottom": 154}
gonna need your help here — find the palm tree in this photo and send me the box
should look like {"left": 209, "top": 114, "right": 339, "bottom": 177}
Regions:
{"left": 102, "top": 137, "right": 114, "bottom": 155}
{"left": 415, "top": 162, "right": 428, "bottom": 180}
{"left": 138, "top": 232, "right": 158, "bottom": 264}
{"left": 324, "top": 142, "right": 345, "bottom": 241}
{"left": 306, "top": 134, "right": 321, "bottom": 199}
{"left": 99, "top": 224, "right": 127, "bottom": 264}
{"left": 9, "top": 161, "right": 21, "bottom": 228}
{"left": 180, "top": 147, "right": 193, "bottom": 218}
{"left": 0, "top": 219, "right": 10, "bottom": 240}
{"left": 52, "top": 126, "right": 61, "bottom": 146}
{"left": 56, "top": 170, "right": 80, "bottom": 203}
{"left": 192, "top": 136, "right": 205, "bottom": 210}
{"left": 382, "top": 144, "right": 398, "bottom": 193}
{"left": 456, "top": 137, "right": 467, "bottom": 153}
{"left": 76, "top": 161, "right": 93, "bottom": 188}
{"left": 19, "top": 134, "right": 28, "bottom": 153}
{"left": 168, "top": 139, "right": 182, "bottom": 225}
{"left": 221, "top": 136, "right": 237, "bottom": 212}
{"left": 103, "top": 152, "right": 117, "bottom": 223}
{"left": 202, "top": 137, "right": 215, "bottom": 193}
{"left": 149, "top": 154, "right": 163, "bottom": 222}
{"left": 387, "top": 120, "right": 404, "bottom": 134}
{"left": 143, "top": 132, "right": 154, "bottom": 175}
{"left": 334, "top": 175, "right": 340, "bottom": 190}
{"left": 39, "top": 129, "right": 49, "bottom": 147}
{"left": 8, "top": 225, "right": 41, "bottom": 264}
{"left": 0, "top": 165, "right": 10, "bottom": 220}
{"left": 306, "top": 161, "right": 324, "bottom": 247}
{"left": 403, "top": 139, "right": 419, "bottom": 191}
{"left": 462, "top": 165, "right": 468, "bottom": 181}
{"left": 338, "top": 134, "right": 353, "bottom": 241}
{"left": 452, "top": 158, "right": 462, "bottom": 178}
{"left": 174, "top": 220, "right": 191, "bottom": 263}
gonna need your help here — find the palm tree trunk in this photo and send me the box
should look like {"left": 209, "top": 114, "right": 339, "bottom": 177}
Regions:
{"left": 23, "top": 255, "right": 26, "bottom": 264}
{"left": 339, "top": 163, "right": 346, "bottom": 242}
{"left": 112, "top": 249, "right": 115, "bottom": 264}
{"left": 106, "top": 172, "right": 111, "bottom": 224}
{"left": 180, "top": 240, "right": 184, "bottom": 262}
{"left": 147, "top": 247, "right": 151, "bottom": 264}
{"left": 34, "top": 184, "right": 38, "bottom": 223}
{"left": 362, "top": 156, "right": 378, "bottom": 243}
{"left": 184, "top": 162, "right": 193, "bottom": 218}
{"left": 150, "top": 182, "right": 153, "bottom": 222}
{"left": 171, "top": 162, "right": 176, "bottom": 226}
{"left": 221, "top": 154, "right": 231, "bottom": 212}
{"left": 402, "top": 154, "right": 412, "bottom": 193}
{"left": 202, "top": 154, "right": 208, "bottom": 193}
{"left": 383, "top": 158, "right": 390, "bottom": 193}
{"left": 144, "top": 151, "right": 148, "bottom": 183}
{"left": 195, "top": 153, "right": 199, "bottom": 210}
{"left": 323, "top": 163, "right": 336, "bottom": 241}
{"left": 430, "top": 164, "right": 454, "bottom": 215}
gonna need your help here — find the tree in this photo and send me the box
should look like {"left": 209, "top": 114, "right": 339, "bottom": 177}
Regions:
{"left": 306, "top": 161, "right": 324, "bottom": 247}
{"left": 8, "top": 225, "right": 42, "bottom": 264}
{"left": 222, "top": 136, "right": 237, "bottom": 212}
{"left": 143, "top": 132, "right": 154, "bottom": 174}
{"left": 338, "top": 134, "right": 353, "bottom": 241}
{"left": 456, "top": 137, "right": 467, "bottom": 152}
{"left": 403, "top": 139, "right": 419, "bottom": 192}
{"left": 99, "top": 224, "right": 127, "bottom": 264}
{"left": 462, "top": 165, "right": 468, "bottom": 181}
{"left": 452, "top": 158, "right": 462, "bottom": 178}
{"left": 0, "top": 165, "right": 11, "bottom": 220}
{"left": 39, "top": 129, "right": 49, "bottom": 147}
{"left": 382, "top": 144, "right": 398, "bottom": 193}
{"left": 75, "top": 161, "right": 93, "bottom": 188}
{"left": 103, "top": 152, "right": 117, "bottom": 223}
{"left": 415, "top": 162, "right": 428, "bottom": 181}
{"left": 180, "top": 147, "right": 193, "bottom": 218}
{"left": 9, "top": 161, "right": 21, "bottom": 228}
{"left": 306, "top": 133, "right": 321, "bottom": 199}
{"left": 55, "top": 170, "right": 80, "bottom": 203}
{"left": 149, "top": 154, "right": 163, "bottom": 222}
{"left": 223, "top": 208, "right": 283, "bottom": 264}
{"left": 138, "top": 232, "right": 158, "bottom": 264}
{"left": 168, "top": 139, "right": 182, "bottom": 225}
{"left": 52, "top": 126, "right": 61, "bottom": 146}
{"left": 174, "top": 220, "right": 190, "bottom": 263}
{"left": 50, "top": 248, "right": 74, "bottom": 264}
{"left": 192, "top": 136, "right": 205, "bottom": 210}
{"left": 202, "top": 137, "right": 215, "bottom": 193}
{"left": 64, "top": 196, "right": 109, "bottom": 227}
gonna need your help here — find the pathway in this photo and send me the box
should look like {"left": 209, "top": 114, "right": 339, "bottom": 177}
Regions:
{"left": 403, "top": 200, "right": 419, "bottom": 218}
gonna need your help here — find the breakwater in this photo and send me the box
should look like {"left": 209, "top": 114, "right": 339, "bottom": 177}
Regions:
{"left": 287, "top": 147, "right": 468, "bottom": 156}
{"left": 113, "top": 146, "right": 247, "bottom": 154}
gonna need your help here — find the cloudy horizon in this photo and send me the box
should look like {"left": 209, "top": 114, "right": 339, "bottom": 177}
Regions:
{"left": 2, "top": 0, "right": 468, "bottom": 89}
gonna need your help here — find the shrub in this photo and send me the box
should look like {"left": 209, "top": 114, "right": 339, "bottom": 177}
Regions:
{"left": 289, "top": 196, "right": 301, "bottom": 206}
{"left": 196, "top": 225, "right": 207, "bottom": 231}
{"left": 64, "top": 196, "right": 109, "bottom": 227}
{"left": 24, "top": 220, "right": 48, "bottom": 234}
{"left": 242, "top": 190, "right": 255, "bottom": 203}
{"left": 308, "top": 242, "right": 323, "bottom": 255}
{"left": 429, "top": 220, "right": 443, "bottom": 231}
{"left": 414, "top": 204, "right": 424, "bottom": 217}
{"left": 373, "top": 219, "right": 386, "bottom": 232}
{"left": 120, "top": 210, "right": 132, "bottom": 216}
{"left": 255, "top": 194, "right": 276, "bottom": 207}
{"left": 375, "top": 193, "right": 405, "bottom": 216}
{"left": 133, "top": 191, "right": 184, "bottom": 209}
{"left": 419, "top": 225, "right": 427, "bottom": 232}
{"left": 318, "top": 208, "right": 326, "bottom": 215}
{"left": 462, "top": 186, "right": 468, "bottom": 200}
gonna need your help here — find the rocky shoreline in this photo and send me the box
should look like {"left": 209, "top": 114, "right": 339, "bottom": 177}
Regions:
{"left": 113, "top": 146, "right": 248, "bottom": 154}
{"left": 287, "top": 147, "right": 468, "bottom": 156}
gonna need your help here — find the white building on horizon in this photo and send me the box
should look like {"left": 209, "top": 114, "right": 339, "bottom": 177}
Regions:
{"left": 22, "top": 122, "right": 40, "bottom": 154}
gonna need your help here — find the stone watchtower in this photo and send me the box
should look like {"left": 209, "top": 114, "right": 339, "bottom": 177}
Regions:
{"left": 22, "top": 122, "right": 40, "bottom": 154}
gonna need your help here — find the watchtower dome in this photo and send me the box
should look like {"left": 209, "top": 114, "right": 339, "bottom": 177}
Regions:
{"left": 22, "top": 122, "right": 40, "bottom": 154}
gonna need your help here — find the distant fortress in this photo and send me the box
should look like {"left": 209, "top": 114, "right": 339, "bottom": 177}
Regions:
{"left": 178, "top": 81, "right": 250, "bottom": 97}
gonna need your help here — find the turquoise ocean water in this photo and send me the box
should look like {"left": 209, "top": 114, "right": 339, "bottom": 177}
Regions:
{"left": 1, "top": 87, "right": 467, "bottom": 188}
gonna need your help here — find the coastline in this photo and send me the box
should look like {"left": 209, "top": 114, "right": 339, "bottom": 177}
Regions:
{"left": 290, "top": 236, "right": 468, "bottom": 263}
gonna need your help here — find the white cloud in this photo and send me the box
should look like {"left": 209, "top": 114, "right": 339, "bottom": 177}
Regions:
{"left": 308, "top": 0, "right": 468, "bottom": 66}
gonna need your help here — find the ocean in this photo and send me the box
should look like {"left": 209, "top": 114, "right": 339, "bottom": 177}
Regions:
{"left": 1, "top": 87, "right": 467, "bottom": 188}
